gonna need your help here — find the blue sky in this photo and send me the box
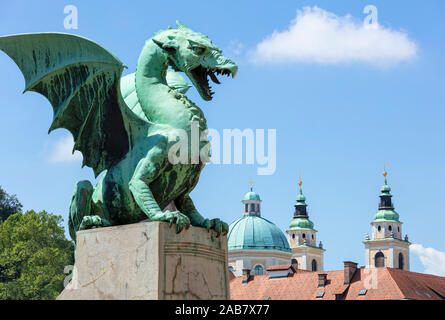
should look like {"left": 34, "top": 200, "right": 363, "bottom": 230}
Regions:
{"left": 1, "top": 0, "right": 445, "bottom": 274}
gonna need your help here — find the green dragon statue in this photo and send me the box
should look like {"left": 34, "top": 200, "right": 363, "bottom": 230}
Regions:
{"left": 0, "top": 21, "right": 237, "bottom": 241}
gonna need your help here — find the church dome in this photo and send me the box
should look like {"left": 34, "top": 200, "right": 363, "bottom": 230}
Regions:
{"left": 381, "top": 183, "right": 391, "bottom": 193}
{"left": 295, "top": 192, "right": 306, "bottom": 202}
{"left": 243, "top": 191, "right": 261, "bottom": 201}
{"left": 228, "top": 215, "right": 291, "bottom": 252}
{"left": 374, "top": 209, "right": 400, "bottom": 221}
{"left": 289, "top": 217, "right": 314, "bottom": 230}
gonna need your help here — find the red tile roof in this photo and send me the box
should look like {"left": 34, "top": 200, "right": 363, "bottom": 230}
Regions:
{"left": 230, "top": 266, "right": 445, "bottom": 300}
{"left": 387, "top": 268, "right": 445, "bottom": 300}
{"left": 266, "top": 265, "right": 292, "bottom": 271}
{"left": 333, "top": 284, "right": 349, "bottom": 295}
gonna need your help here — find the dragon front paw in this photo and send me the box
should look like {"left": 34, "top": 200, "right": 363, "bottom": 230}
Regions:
{"left": 79, "top": 215, "right": 111, "bottom": 230}
{"left": 161, "top": 210, "right": 191, "bottom": 234}
{"left": 202, "top": 218, "right": 229, "bottom": 237}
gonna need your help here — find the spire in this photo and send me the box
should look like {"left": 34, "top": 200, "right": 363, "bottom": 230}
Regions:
{"left": 373, "top": 165, "right": 400, "bottom": 221}
{"left": 382, "top": 163, "right": 391, "bottom": 192}
{"left": 289, "top": 176, "right": 314, "bottom": 230}
{"left": 249, "top": 180, "right": 253, "bottom": 192}
{"left": 379, "top": 165, "right": 393, "bottom": 209}
{"left": 294, "top": 176, "right": 308, "bottom": 217}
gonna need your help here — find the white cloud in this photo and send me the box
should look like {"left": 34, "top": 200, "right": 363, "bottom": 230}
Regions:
{"left": 48, "top": 135, "right": 83, "bottom": 163}
{"left": 252, "top": 6, "right": 417, "bottom": 66}
{"left": 411, "top": 244, "right": 445, "bottom": 276}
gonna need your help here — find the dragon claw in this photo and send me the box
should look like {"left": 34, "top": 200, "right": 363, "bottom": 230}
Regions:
{"left": 79, "top": 215, "right": 111, "bottom": 230}
{"left": 164, "top": 210, "right": 190, "bottom": 234}
{"left": 202, "top": 218, "right": 229, "bottom": 237}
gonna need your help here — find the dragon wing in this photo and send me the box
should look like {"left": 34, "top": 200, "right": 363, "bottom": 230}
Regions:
{"left": 0, "top": 33, "right": 129, "bottom": 177}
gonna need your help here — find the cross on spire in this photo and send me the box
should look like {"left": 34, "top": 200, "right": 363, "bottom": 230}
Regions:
{"left": 383, "top": 163, "right": 389, "bottom": 185}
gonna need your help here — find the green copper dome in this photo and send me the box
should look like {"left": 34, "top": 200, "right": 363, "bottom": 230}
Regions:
{"left": 289, "top": 217, "right": 314, "bottom": 230}
{"left": 243, "top": 191, "right": 261, "bottom": 201}
{"left": 374, "top": 209, "right": 400, "bottom": 221}
{"left": 228, "top": 215, "right": 290, "bottom": 252}
{"left": 295, "top": 189, "right": 306, "bottom": 202}
{"left": 381, "top": 181, "right": 391, "bottom": 193}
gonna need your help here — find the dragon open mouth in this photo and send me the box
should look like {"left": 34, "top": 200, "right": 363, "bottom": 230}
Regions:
{"left": 189, "top": 66, "right": 234, "bottom": 101}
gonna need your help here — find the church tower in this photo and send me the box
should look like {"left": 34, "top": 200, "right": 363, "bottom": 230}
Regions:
{"left": 286, "top": 178, "right": 325, "bottom": 271}
{"left": 363, "top": 168, "right": 411, "bottom": 270}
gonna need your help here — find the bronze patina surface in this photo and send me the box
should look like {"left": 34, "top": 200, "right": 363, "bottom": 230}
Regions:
{"left": 0, "top": 21, "right": 237, "bottom": 241}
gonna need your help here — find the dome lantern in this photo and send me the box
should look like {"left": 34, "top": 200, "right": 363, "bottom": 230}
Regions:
{"left": 241, "top": 181, "right": 261, "bottom": 216}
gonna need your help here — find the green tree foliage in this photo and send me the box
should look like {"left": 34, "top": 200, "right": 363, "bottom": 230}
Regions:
{"left": 0, "top": 186, "right": 23, "bottom": 222}
{"left": 0, "top": 210, "right": 74, "bottom": 300}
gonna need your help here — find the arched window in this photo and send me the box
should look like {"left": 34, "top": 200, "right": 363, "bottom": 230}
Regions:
{"left": 375, "top": 252, "right": 385, "bottom": 268}
{"left": 311, "top": 259, "right": 318, "bottom": 271}
{"left": 398, "top": 252, "right": 404, "bottom": 270}
{"left": 254, "top": 265, "right": 264, "bottom": 275}
{"left": 388, "top": 225, "right": 392, "bottom": 232}
{"left": 250, "top": 203, "right": 255, "bottom": 212}
{"left": 245, "top": 204, "right": 248, "bottom": 212}
{"left": 378, "top": 226, "right": 381, "bottom": 232}
{"left": 291, "top": 258, "right": 298, "bottom": 270}
{"left": 302, "top": 233, "right": 306, "bottom": 239}
{"left": 292, "top": 233, "right": 295, "bottom": 239}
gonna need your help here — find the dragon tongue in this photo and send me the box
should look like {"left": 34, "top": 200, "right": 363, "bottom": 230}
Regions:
{"left": 208, "top": 71, "right": 220, "bottom": 84}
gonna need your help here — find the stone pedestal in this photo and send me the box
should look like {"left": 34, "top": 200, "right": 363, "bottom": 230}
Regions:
{"left": 57, "top": 221, "right": 229, "bottom": 300}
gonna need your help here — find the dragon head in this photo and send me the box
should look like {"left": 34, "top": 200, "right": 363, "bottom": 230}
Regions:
{"left": 152, "top": 21, "right": 238, "bottom": 101}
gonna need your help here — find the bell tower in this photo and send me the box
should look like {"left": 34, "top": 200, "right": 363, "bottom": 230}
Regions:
{"left": 286, "top": 177, "right": 325, "bottom": 271}
{"left": 363, "top": 167, "right": 411, "bottom": 270}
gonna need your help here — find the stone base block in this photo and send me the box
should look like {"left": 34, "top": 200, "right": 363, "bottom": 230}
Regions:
{"left": 57, "top": 221, "right": 229, "bottom": 300}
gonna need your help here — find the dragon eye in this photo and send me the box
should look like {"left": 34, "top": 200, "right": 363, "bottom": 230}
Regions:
{"left": 192, "top": 46, "right": 206, "bottom": 55}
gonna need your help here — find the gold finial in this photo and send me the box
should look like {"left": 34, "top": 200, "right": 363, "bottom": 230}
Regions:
{"left": 249, "top": 180, "right": 253, "bottom": 191}
{"left": 298, "top": 175, "right": 302, "bottom": 188}
{"left": 383, "top": 163, "right": 387, "bottom": 177}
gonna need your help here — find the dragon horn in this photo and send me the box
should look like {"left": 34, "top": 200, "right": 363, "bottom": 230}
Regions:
{"left": 176, "top": 20, "right": 192, "bottom": 31}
